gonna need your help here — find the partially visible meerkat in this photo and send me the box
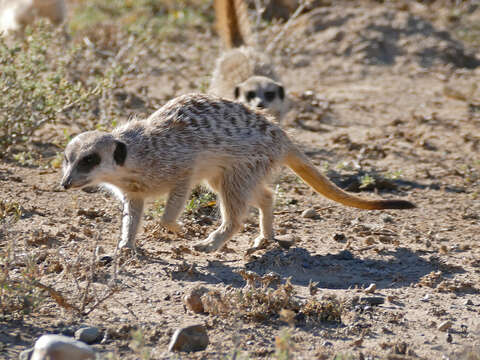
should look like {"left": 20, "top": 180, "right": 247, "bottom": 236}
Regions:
{"left": 61, "top": 94, "right": 414, "bottom": 253}
{"left": 209, "top": 0, "right": 289, "bottom": 122}
{"left": 0, "top": 0, "right": 66, "bottom": 35}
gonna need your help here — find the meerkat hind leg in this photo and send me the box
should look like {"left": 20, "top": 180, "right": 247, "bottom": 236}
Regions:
{"left": 160, "top": 180, "right": 191, "bottom": 233}
{"left": 249, "top": 185, "right": 274, "bottom": 251}
{"left": 194, "top": 171, "right": 253, "bottom": 253}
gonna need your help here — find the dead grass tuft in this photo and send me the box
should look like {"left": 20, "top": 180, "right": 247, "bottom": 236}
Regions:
{"left": 0, "top": 200, "right": 24, "bottom": 221}
{"left": 200, "top": 272, "right": 343, "bottom": 325}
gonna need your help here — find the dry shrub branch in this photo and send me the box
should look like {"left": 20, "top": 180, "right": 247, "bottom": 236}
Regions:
{"left": 199, "top": 270, "right": 343, "bottom": 325}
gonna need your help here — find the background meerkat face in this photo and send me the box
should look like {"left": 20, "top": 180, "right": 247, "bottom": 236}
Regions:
{"left": 61, "top": 131, "right": 126, "bottom": 190}
{"left": 234, "top": 76, "right": 286, "bottom": 119}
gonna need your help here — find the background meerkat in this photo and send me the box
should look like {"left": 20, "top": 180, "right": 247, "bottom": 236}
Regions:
{"left": 0, "top": 0, "right": 66, "bottom": 35}
{"left": 61, "top": 94, "right": 414, "bottom": 253}
{"left": 209, "top": 0, "right": 289, "bottom": 122}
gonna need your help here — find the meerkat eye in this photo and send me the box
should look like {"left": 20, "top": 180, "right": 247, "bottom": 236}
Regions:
{"left": 264, "top": 91, "right": 276, "bottom": 102}
{"left": 77, "top": 153, "right": 101, "bottom": 172}
{"left": 246, "top": 91, "right": 256, "bottom": 102}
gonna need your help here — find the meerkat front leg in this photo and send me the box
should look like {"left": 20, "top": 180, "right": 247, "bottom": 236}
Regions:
{"left": 160, "top": 180, "right": 191, "bottom": 233}
{"left": 118, "top": 197, "right": 144, "bottom": 250}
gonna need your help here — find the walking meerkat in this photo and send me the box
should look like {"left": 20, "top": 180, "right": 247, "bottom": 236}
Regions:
{"left": 0, "top": 0, "right": 66, "bottom": 34}
{"left": 209, "top": 0, "right": 288, "bottom": 122}
{"left": 61, "top": 94, "right": 414, "bottom": 253}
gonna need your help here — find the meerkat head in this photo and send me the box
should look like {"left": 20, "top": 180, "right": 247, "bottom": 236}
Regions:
{"left": 234, "top": 75, "right": 287, "bottom": 121}
{"left": 61, "top": 131, "right": 127, "bottom": 190}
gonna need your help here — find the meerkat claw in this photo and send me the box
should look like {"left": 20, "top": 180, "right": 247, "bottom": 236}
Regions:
{"left": 160, "top": 221, "right": 183, "bottom": 234}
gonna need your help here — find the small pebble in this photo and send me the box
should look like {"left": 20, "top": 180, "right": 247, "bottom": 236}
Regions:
{"left": 437, "top": 320, "right": 452, "bottom": 332}
{"left": 301, "top": 208, "right": 318, "bottom": 219}
{"left": 31, "top": 334, "right": 95, "bottom": 360}
{"left": 183, "top": 286, "right": 209, "bottom": 314}
{"left": 98, "top": 255, "right": 113, "bottom": 265}
{"left": 382, "top": 215, "right": 394, "bottom": 223}
{"left": 74, "top": 327, "right": 101, "bottom": 345}
{"left": 275, "top": 234, "right": 298, "bottom": 249}
{"left": 464, "top": 299, "right": 473, "bottom": 306}
{"left": 333, "top": 233, "right": 347, "bottom": 242}
{"left": 421, "top": 294, "right": 431, "bottom": 302}
{"left": 364, "top": 283, "right": 376, "bottom": 294}
{"left": 446, "top": 333, "right": 452, "bottom": 343}
{"left": 168, "top": 324, "right": 209, "bottom": 352}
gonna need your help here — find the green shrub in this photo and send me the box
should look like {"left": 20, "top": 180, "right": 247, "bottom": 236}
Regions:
{"left": 0, "top": 21, "right": 117, "bottom": 153}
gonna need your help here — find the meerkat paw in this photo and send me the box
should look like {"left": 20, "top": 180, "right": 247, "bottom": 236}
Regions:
{"left": 193, "top": 235, "right": 225, "bottom": 253}
{"left": 160, "top": 220, "right": 183, "bottom": 234}
{"left": 252, "top": 236, "right": 271, "bottom": 249}
{"left": 193, "top": 240, "right": 219, "bottom": 253}
{"left": 118, "top": 238, "right": 135, "bottom": 251}
{"left": 246, "top": 236, "right": 271, "bottom": 255}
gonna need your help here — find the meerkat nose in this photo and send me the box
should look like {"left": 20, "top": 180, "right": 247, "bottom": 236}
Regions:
{"left": 61, "top": 177, "right": 72, "bottom": 189}
{"left": 257, "top": 102, "right": 266, "bottom": 109}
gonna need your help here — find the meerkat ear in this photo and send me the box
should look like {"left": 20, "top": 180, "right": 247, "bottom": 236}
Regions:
{"left": 113, "top": 140, "right": 127, "bottom": 166}
{"left": 278, "top": 86, "right": 285, "bottom": 100}
{"left": 234, "top": 86, "right": 240, "bottom": 99}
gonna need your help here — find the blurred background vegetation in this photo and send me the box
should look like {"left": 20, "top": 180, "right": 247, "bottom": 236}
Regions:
{"left": 1, "top": 0, "right": 479, "bottom": 161}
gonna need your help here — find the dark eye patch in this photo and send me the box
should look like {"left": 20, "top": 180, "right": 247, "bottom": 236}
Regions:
{"left": 264, "top": 91, "right": 276, "bottom": 102}
{"left": 77, "top": 153, "right": 101, "bottom": 173}
{"left": 246, "top": 91, "right": 256, "bottom": 102}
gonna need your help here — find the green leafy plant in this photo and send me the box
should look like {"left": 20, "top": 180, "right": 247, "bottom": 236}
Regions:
{"left": 359, "top": 174, "right": 376, "bottom": 189}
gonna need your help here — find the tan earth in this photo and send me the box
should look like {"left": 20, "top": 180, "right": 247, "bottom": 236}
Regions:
{"left": 1, "top": 1, "right": 480, "bottom": 359}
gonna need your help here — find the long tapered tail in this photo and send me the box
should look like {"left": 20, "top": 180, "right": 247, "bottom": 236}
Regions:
{"left": 214, "top": 0, "right": 252, "bottom": 49}
{"left": 284, "top": 148, "right": 415, "bottom": 210}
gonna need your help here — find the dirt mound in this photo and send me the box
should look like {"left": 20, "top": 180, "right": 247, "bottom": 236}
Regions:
{"left": 291, "top": 5, "right": 480, "bottom": 69}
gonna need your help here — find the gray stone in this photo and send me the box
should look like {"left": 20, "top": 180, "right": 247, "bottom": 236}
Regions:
{"left": 74, "top": 327, "right": 101, "bottom": 345}
{"left": 364, "top": 283, "right": 376, "bottom": 294}
{"left": 31, "top": 334, "right": 94, "bottom": 360}
{"left": 333, "top": 233, "right": 347, "bottom": 243}
{"left": 446, "top": 333, "right": 453, "bottom": 343}
{"left": 301, "top": 208, "right": 318, "bottom": 219}
{"left": 275, "top": 234, "right": 298, "bottom": 249}
{"left": 437, "top": 320, "right": 452, "bottom": 332}
{"left": 19, "top": 348, "right": 33, "bottom": 360}
{"left": 168, "top": 324, "right": 209, "bottom": 352}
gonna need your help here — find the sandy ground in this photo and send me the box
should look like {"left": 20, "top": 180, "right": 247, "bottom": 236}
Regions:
{"left": 1, "top": 2, "right": 480, "bottom": 359}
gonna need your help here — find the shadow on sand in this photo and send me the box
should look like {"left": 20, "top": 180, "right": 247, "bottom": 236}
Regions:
{"left": 169, "top": 246, "right": 464, "bottom": 291}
